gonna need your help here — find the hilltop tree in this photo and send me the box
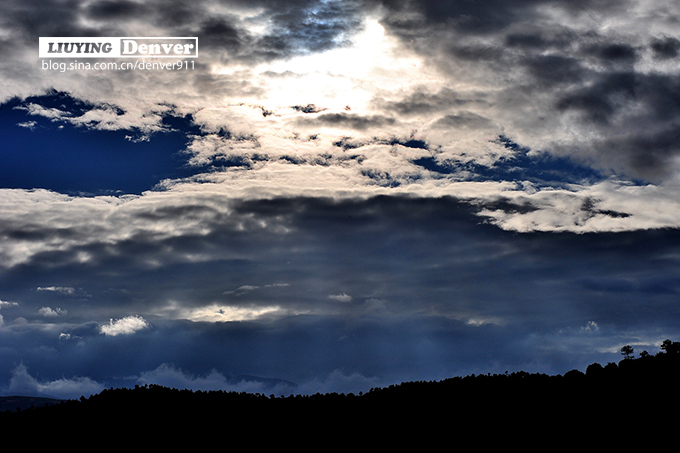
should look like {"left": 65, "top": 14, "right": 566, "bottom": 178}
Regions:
{"left": 660, "top": 339, "right": 680, "bottom": 355}
{"left": 620, "top": 345, "right": 634, "bottom": 359}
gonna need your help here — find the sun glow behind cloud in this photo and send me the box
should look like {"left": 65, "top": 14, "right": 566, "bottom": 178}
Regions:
{"left": 162, "top": 302, "right": 287, "bottom": 323}
{"left": 222, "top": 17, "right": 425, "bottom": 112}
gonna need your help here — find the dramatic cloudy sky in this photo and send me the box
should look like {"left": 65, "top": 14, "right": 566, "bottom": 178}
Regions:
{"left": 2, "top": 0, "right": 680, "bottom": 399}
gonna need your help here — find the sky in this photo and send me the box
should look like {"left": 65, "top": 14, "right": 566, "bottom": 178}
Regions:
{"left": 2, "top": 0, "right": 680, "bottom": 399}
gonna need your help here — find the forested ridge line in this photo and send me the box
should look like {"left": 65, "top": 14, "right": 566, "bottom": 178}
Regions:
{"left": 2, "top": 339, "right": 679, "bottom": 440}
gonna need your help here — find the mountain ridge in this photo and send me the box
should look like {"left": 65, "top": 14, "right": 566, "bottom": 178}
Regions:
{"left": 2, "top": 339, "right": 678, "bottom": 446}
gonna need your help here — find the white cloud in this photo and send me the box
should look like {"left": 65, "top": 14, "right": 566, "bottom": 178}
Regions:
{"left": 38, "top": 286, "right": 75, "bottom": 295}
{"left": 329, "top": 293, "right": 353, "bottom": 303}
{"left": 38, "top": 306, "right": 67, "bottom": 317}
{"left": 0, "top": 173, "right": 676, "bottom": 278}
{"left": 99, "top": 315, "right": 150, "bottom": 336}
{"left": 237, "top": 285, "right": 259, "bottom": 291}
{"left": 16, "top": 120, "right": 36, "bottom": 129}
{"left": 478, "top": 178, "right": 680, "bottom": 233}
{"left": 15, "top": 103, "right": 69, "bottom": 119}
{"left": 465, "top": 317, "right": 506, "bottom": 327}
{"left": 581, "top": 321, "right": 599, "bottom": 332}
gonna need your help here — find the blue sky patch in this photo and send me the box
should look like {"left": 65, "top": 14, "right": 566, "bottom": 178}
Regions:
{"left": 413, "top": 135, "right": 604, "bottom": 187}
{"left": 0, "top": 93, "right": 200, "bottom": 196}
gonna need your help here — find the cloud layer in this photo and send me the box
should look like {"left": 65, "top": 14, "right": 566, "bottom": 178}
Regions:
{"left": 2, "top": 1, "right": 680, "bottom": 233}
{"left": 1, "top": 196, "right": 679, "bottom": 397}
{"left": 1, "top": 0, "right": 680, "bottom": 397}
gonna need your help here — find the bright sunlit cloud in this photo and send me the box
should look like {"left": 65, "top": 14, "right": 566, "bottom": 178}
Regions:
{"left": 99, "top": 315, "right": 150, "bottom": 336}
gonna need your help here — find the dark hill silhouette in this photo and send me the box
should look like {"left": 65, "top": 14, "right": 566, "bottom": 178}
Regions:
{"left": 0, "top": 396, "right": 64, "bottom": 412}
{"left": 3, "top": 339, "right": 679, "bottom": 447}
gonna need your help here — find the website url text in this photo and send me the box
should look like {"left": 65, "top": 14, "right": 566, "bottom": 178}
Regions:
{"left": 41, "top": 59, "right": 195, "bottom": 72}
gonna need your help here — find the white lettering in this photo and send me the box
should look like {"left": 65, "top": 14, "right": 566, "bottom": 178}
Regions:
{"left": 122, "top": 39, "right": 137, "bottom": 54}
{"left": 40, "top": 37, "right": 197, "bottom": 58}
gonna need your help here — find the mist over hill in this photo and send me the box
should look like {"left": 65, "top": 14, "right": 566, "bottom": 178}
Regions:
{"left": 3, "top": 339, "right": 678, "bottom": 447}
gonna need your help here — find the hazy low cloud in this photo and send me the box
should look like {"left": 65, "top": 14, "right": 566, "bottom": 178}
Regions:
{"left": 295, "top": 369, "right": 381, "bottom": 395}
{"left": 136, "top": 363, "right": 297, "bottom": 395}
{"left": 137, "top": 363, "right": 239, "bottom": 391}
{"left": 7, "top": 363, "right": 104, "bottom": 399}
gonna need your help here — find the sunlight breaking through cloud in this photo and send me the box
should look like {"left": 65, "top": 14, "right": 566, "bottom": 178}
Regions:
{"left": 183, "top": 304, "right": 286, "bottom": 323}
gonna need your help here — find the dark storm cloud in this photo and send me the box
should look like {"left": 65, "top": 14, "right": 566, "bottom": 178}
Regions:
{"left": 88, "top": 0, "right": 368, "bottom": 62}
{"left": 0, "top": 0, "right": 105, "bottom": 40}
{"left": 380, "top": 0, "right": 529, "bottom": 34}
{"left": 651, "top": 36, "right": 680, "bottom": 59}
{"left": 595, "top": 124, "right": 680, "bottom": 179}
{"left": 382, "top": 0, "right": 628, "bottom": 24}
{"left": 1, "top": 0, "right": 369, "bottom": 65}
{"left": 506, "top": 32, "right": 555, "bottom": 49}
{"left": 371, "top": 0, "right": 680, "bottom": 182}
{"left": 184, "top": 17, "right": 244, "bottom": 56}
{"left": 378, "top": 0, "right": 629, "bottom": 42}
{"left": 373, "top": 87, "right": 491, "bottom": 116}
{"left": 291, "top": 104, "right": 327, "bottom": 114}
{"left": 431, "top": 111, "right": 495, "bottom": 130}
{"left": 85, "top": 0, "right": 148, "bottom": 20}
{"left": 522, "top": 55, "right": 585, "bottom": 86}
{"left": 253, "top": 0, "right": 365, "bottom": 55}
{"left": 555, "top": 72, "right": 638, "bottom": 126}
{"left": 295, "top": 111, "right": 397, "bottom": 130}
{"left": 584, "top": 42, "right": 639, "bottom": 63}
{"left": 553, "top": 71, "right": 680, "bottom": 179}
